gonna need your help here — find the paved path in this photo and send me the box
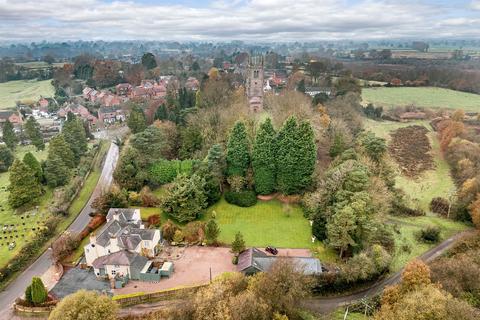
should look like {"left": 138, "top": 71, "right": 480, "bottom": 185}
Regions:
{"left": 0, "top": 143, "right": 119, "bottom": 319}
{"left": 302, "top": 230, "right": 473, "bottom": 314}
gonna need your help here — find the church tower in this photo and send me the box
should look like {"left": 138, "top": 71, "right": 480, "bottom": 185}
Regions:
{"left": 246, "top": 55, "right": 264, "bottom": 112}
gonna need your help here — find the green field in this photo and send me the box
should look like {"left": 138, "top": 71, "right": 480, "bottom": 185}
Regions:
{"left": 0, "top": 141, "right": 109, "bottom": 269}
{"left": 362, "top": 87, "right": 480, "bottom": 111}
{"left": 365, "top": 119, "right": 455, "bottom": 212}
{"left": 15, "top": 62, "right": 65, "bottom": 69}
{"left": 389, "top": 215, "right": 468, "bottom": 272}
{"left": 0, "top": 145, "right": 50, "bottom": 267}
{"left": 0, "top": 79, "right": 55, "bottom": 109}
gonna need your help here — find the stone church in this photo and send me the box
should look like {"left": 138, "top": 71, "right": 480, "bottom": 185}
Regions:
{"left": 246, "top": 55, "right": 264, "bottom": 112}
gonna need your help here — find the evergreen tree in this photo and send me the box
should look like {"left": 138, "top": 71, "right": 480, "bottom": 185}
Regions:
{"left": 23, "top": 152, "right": 43, "bottom": 182}
{"left": 141, "top": 52, "right": 157, "bottom": 70}
{"left": 226, "top": 121, "right": 250, "bottom": 177}
{"left": 8, "top": 159, "right": 42, "bottom": 208}
{"left": 0, "top": 145, "right": 13, "bottom": 172}
{"left": 296, "top": 79, "right": 306, "bottom": 93}
{"left": 231, "top": 231, "right": 246, "bottom": 254}
{"left": 2, "top": 119, "right": 18, "bottom": 150}
{"left": 127, "top": 105, "right": 147, "bottom": 134}
{"left": 195, "top": 90, "right": 202, "bottom": 108}
{"left": 44, "top": 154, "right": 70, "bottom": 187}
{"left": 329, "top": 132, "right": 346, "bottom": 157}
{"left": 312, "top": 213, "right": 327, "bottom": 241}
{"left": 24, "top": 116, "right": 45, "bottom": 151}
{"left": 296, "top": 120, "right": 317, "bottom": 189}
{"left": 30, "top": 277, "right": 48, "bottom": 305}
{"left": 276, "top": 117, "right": 316, "bottom": 194}
{"left": 48, "top": 134, "right": 75, "bottom": 168}
{"left": 327, "top": 206, "right": 357, "bottom": 258}
{"left": 252, "top": 118, "right": 276, "bottom": 195}
{"left": 161, "top": 174, "right": 207, "bottom": 223}
{"left": 205, "top": 219, "right": 220, "bottom": 244}
{"left": 25, "top": 285, "right": 33, "bottom": 304}
{"left": 154, "top": 104, "right": 168, "bottom": 121}
{"left": 62, "top": 113, "right": 88, "bottom": 163}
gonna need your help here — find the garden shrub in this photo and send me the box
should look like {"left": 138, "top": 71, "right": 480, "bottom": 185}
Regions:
{"left": 31, "top": 277, "right": 48, "bottom": 305}
{"left": 183, "top": 221, "right": 205, "bottom": 244}
{"left": 173, "top": 230, "right": 184, "bottom": 243}
{"left": 161, "top": 220, "right": 179, "bottom": 242}
{"left": 139, "top": 186, "right": 159, "bottom": 207}
{"left": 147, "top": 214, "right": 161, "bottom": 228}
{"left": 418, "top": 225, "right": 441, "bottom": 243}
{"left": 224, "top": 190, "right": 257, "bottom": 207}
{"left": 128, "top": 191, "right": 142, "bottom": 206}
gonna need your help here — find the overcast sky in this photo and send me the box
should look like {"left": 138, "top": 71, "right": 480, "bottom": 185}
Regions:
{"left": 1, "top": 0, "right": 479, "bottom": 42}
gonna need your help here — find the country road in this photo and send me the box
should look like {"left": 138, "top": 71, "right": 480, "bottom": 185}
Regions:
{"left": 302, "top": 230, "right": 473, "bottom": 314}
{"left": 0, "top": 142, "right": 119, "bottom": 319}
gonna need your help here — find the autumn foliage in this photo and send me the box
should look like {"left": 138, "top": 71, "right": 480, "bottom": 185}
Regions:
{"left": 437, "top": 119, "right": 465, "bottom": 152}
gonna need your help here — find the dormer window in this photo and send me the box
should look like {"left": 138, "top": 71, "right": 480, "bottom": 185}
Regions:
{"left": 254, "top": 70, "right": 259, "bottom": 78}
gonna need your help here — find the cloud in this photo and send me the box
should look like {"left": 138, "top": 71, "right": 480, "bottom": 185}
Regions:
{"left": 0, "top": 0, "right": 478, "bottom": 42}
{"left": 472, "top": 0, "right": 480, "bottom": 9}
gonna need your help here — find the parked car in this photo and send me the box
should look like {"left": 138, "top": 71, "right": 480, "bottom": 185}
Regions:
{"left": 265, "top": 246, "right": 278, "bottom": 255}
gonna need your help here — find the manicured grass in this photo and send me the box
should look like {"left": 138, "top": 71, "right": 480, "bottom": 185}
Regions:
{"left": 365, "top": 119, "right": 455, "bottom": 212}
{"left": 0, "top": 79, "right": 55, "bottom": 109}
{"left": 362, "top": 87, "right": 480, "bottom": 111}
{"left": 0, "top": 145, "right": 51, "bottom": 268}
{"left": 388, "top": 215, "right": 469, "bottom": 272}
{"left": 204, "top": 198, "right": 312, "bottom": 249}
{"left": 0, "top": 141, "right": 109, "bottom": 269}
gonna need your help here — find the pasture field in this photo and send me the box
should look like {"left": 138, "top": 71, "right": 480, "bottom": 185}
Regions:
{"left": 15, "top": 62, "right": 64, "bottom": 69}
{"left": 362, "top": 87, "right": 480, "bottom": 111}
{"left": 365, "top": 119, "right": 455, "bottom": 212}
{"left": 0, "top": 79, "right": 55, "bottom": 109}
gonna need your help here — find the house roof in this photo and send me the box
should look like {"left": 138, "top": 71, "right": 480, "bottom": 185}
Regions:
{"left": 92, "top": 250, "right": 148, "bottom": 270}
{"left": 237, "top": 248, "right": 322, "bottom": 275}
{"left": 106, "top": 208, "right": 139, "bottom": 222}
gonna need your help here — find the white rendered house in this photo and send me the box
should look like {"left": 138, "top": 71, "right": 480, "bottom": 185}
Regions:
{"left": 84, "top": 208, "right": 161, "bottom": 271}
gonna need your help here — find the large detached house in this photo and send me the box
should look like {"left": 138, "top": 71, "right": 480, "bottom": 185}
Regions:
{"left": 237, "top": 248, "right": 322, "bottom": 276}
{"left": 84, "top": 208, "right": 161, "bottom": 280}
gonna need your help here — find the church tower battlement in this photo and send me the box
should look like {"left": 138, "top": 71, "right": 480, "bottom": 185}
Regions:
{"left": 246, "top": 55, "right": 264, "bottom": 112}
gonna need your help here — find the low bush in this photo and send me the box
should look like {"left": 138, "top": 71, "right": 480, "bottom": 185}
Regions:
{"left": 418, "top": 225, "right": 441, "bottom": 243}
{"left": 182, "top": 221, "right": 205, "bottom": 244}
{"left": 161, "top": 220, "right": 179, "bottom": 242}
{"left": 147, "top": 214, "right": 161, "bottom": 228}
{"left": 224, "top": 190, "right": 257, "bottom": 207}
{"left": 430, "top": 197, "right": 450, "bottom": 216}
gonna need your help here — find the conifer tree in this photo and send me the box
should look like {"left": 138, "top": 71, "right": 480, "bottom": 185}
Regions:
{"left": 205, "top": 219, "right": 220, "bottom": 244}
{"left": 30, "top": 277, "right": 48, "bottom": 305}
{"left": 0, "top": 145, "right": 13, "bottom": 172}
{"left": 127, "top": 105, "right": 147, "bottom": 134}
{"left": 23, "top": 152, "right": 43, "bottom": 182}
{"left": 226, "top": 121, "right": 250, "bottom": 177}
{"left": 24, "top": 116, "right": 45, "bottom": 151}
{"left": 8, "top": 159, "right": 42, "bottom": 208}
{"left": 48, "top": 134, "right": 75, "bottom": 168}
{"left": 44, "top": 154, "right": 70, "bottom": 187}
{"left": 231, "top": 231, "right": 246, "bottom": 254}
{"left": 2, "top": 119, "right": 18, "bottom": 150}
{"left": 276, "top": 117, "right": 316, "bottom": 194}
{"left": 62, "top": 113, "right": 88, "bottom": 163}
{"left": 252, "top": 118, "right": 276, "bottom": 195}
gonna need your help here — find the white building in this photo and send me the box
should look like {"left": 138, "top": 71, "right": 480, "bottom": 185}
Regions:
{"left": 84, "top": 208, "right": 162, "bottom": 278}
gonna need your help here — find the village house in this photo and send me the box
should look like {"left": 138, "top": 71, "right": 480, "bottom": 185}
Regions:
{"left": 98, "top": 105, "right": 127, "bottom": 125}
{"left": 84, "top": 208, "right": 162, "bottom": 279}
{"left": 0, "top": 111, "right": 23, "bottom": 126}
{"left": 116, "top": 83, "right": 133, "bottom": 96}
{"left": 237, "top": 248, "right": 322, "bottom": 276}
{"left": 57, "top": 104, "right": 98, "bottom": 127}
{"left": 185, "top": 77, "right": 199, "bottom": 91}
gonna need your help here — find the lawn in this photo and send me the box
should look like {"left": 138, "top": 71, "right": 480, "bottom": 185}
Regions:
{"left": 0, "top": 141, "right": 109, "bottom": 269}
{"left": 0, "top": 79, "right": 55, "bottom": 109}
{"left": 388, "top": 215, "right": 468, "bottom": 272}
{"left": 204, "top": 198, "right": 312, "bottom": 249}
{"left": 362, "top": 87, "right": 480, "bottom": 111}
{"left": 364, "top": 119, "right": 455, "bottom": 212}
{"left": 0, "top": 145, "right": 51, "bottom": 268}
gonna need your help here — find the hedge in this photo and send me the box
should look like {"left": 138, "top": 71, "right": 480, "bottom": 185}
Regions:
{"left": 149, "top": 159, "right": 195, "bottom": 185}
{"left": 224, "top": 190, "right": 257, "bottom": 207}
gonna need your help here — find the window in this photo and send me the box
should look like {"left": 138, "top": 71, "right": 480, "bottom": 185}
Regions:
{"left": 111, "top": 270, "right": 116, "bottom": 275}
{"left": 254, "top": 70, "right": 259, "bottom": 78}
{"left": 108, "top": 249, "right": 111, "bottom": 254}
{"left": 96, "top": 272, "right": 99, "bottom": 276}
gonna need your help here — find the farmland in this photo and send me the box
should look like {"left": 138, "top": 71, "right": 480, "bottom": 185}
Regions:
{"left": 0, "top": 79, "right": 55, "bottom": 110}
{"left": 362, "top": 87, "right": 480, "bottom": 111}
